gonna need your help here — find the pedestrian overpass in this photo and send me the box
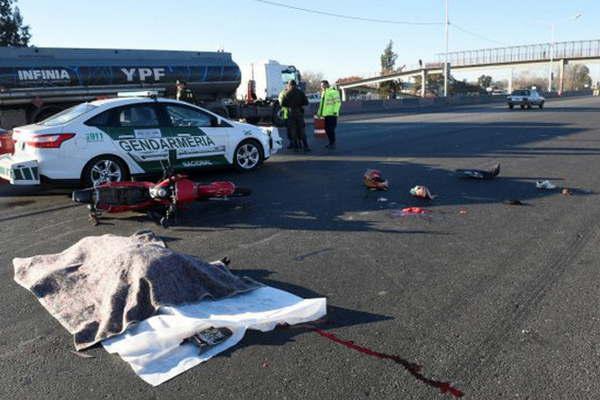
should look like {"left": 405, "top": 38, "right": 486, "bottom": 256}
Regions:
{"left": 338, "top": 39, "right": 600, "bottom": 99}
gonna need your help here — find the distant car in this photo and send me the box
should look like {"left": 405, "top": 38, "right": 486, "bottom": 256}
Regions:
{"left": 507, "top": 89, "right": 545, "bottom": 109}
{"left": 0, "top": 92, "right": 282, "bottom": 186}
{"left": 491, "top": 89, "right": 507, "bottom": 96}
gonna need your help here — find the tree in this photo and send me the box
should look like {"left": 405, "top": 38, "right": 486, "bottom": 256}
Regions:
{"left": 379, "top": 40, "right": 400, "bottom": 99}
{"left": 563, "top": 63, "right": 592, "bottom": 91}
{"left": 302, "top": 70, "right": 325, "bottom": 94}
{"left": 513, "top": 71, "right": 548, "bottom": 92}
{"left": 413, "top": 73, "right": 444, "bottom": 96}
{"left": 0, "top": 0, "right": 31, "bottom": 46}
{"left": 335, "top": 76, "right": 363, "bottom": 85}
{"left": 477, "top": 74, "right": 492, "bottom": 89}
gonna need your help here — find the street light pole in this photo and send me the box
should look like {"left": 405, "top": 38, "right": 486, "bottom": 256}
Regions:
{"left": 545, "top": 13, "right": 581, "bottom": 93}
{"left": 548, "top": 23, "right": 555, "bottom": 92}
{"left": 444, "top": 0, "right": 449, "bottom": 97}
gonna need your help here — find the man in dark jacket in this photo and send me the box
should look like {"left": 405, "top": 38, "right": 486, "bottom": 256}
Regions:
{"left": 281, "top": 80, "right": 310, "bottom": 152}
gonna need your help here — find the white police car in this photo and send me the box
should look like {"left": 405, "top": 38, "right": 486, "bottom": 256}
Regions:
{"left": 0, "top": 92, "right": 282, "bottom": 186}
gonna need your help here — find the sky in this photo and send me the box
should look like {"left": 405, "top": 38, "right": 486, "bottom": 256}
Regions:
{"left": 15, "top": 0, "right": 600, "bottom": 83}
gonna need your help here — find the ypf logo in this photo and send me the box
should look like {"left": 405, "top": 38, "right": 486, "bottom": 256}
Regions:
{"left": 121, "top": 68, "right": 166, "bottom": 82}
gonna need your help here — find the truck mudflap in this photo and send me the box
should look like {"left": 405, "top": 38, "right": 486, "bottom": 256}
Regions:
{"left": 0, "top": 155, "right": 40, "bottom": 185}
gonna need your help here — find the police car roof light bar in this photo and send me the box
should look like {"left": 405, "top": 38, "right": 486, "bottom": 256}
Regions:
{"left": 117, "top": 90, "right": 162, "bottom": 99}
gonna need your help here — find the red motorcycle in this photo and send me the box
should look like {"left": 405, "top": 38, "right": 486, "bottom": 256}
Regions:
{"left": 72, "top": 174, "right": 251, "bottom": 227}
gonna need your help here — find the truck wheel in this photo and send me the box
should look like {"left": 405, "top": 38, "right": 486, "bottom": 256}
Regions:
{"left": 539, "top": 101, "right": 544, "bottom": 109}
{"left": 210, "top": 107, "right": 230, "bottom": 118}
{"left": 32, "top": 106, "right": 65, "bottom": 123}
{"left": 82, "top": 155, "right": 130, "bottom": 187}
{"left": 520, "top": 104, "right": 525, "bottom": 110}
{"left": 508, "top": 104, "right": 514, "bottom": 109}
{"left": 233, "top": 140, "right": 263, "bottom": 171}
{"left": 245, "top": 117, "right": 261, "bottom": 125}
{"left": 526, "top": 102, "right": 532, "bottom": 110}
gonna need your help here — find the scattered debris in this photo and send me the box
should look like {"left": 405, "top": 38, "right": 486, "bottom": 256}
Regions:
{"left": 458, "top": 209, "right": 468, "bottom": 215}
{"left": 377, "top": 197, "right": 389, "bottom": 203}
{"left": 391, "top": 207, "right": 432, "bottom": 217}
{"left": 455, "top": 163, "right": 500, "bottom": 180}
{"left": 364, "top": 169, "right": 389, "bottom": 191}
{"left": 261, "top": 360, "right": 270, "bottom": 368}
{"left": 410, "top": 185, "right": 436, "bottom": 200}
{"left": 536, "top": 180, "right": 557, "bottom": 190}
{"left": 183, "top": 327, "right": 234, "bottom": 354}
{"left": 561, "top": 188, "right": 572, "bottom": 196}
{"left": 70, "top": 350, "right": 95, "bottom": 359}
{"left": 504, "top": 199, "right": 526, "bottom": 206}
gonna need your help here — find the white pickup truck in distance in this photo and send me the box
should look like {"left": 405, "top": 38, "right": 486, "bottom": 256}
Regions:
{"left": 507, "top": 89, "right": 545, "bottom": 110}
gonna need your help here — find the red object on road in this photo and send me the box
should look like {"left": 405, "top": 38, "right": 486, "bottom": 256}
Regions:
{"left": 402, "top": 207, "right": 430, "bottom": 215}
{"left": 0, "top": 131, "right": 14, "bottom": 155}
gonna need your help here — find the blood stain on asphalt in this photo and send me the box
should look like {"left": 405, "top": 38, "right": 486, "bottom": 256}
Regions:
{"left": 312, "top": 328, "right": 464, "bottom": 398}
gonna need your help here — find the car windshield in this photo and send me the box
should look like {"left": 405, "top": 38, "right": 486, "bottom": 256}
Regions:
{"left": 512, "top": 90, "right": 529, "bottom": 96}
{"left": 39, "top": 103, "right": 98, "bottom": 126}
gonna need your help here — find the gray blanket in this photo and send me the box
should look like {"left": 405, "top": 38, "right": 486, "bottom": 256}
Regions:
{"left": 13, "top": 231, "right": 261, "bottom": 350}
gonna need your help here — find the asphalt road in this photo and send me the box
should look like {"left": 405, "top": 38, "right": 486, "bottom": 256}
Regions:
{"left": 2, "top": 96, "right": 600, "bottom": 399}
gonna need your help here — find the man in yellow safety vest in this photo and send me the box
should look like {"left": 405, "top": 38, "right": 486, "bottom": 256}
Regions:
{"left": 316, "top": 80, "right": 342, "bottom": 149}
{"left": 278, "top": 87, "right": 293, "bottom": 149}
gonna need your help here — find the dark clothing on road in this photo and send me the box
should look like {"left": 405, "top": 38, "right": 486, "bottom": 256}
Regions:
{"left": 281, "top": 88, "right": 310, "bottom": 150}
{"left": 325, "top": 116, "right": 337, "bottom": 145}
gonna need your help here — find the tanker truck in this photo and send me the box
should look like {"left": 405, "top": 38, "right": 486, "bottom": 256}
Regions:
{"left": 0, "top": 47, "right": 301, "bottom": 128}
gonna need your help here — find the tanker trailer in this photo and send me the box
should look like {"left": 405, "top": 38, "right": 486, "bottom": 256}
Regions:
{"left": 0, "top": 47, "right": 281, "bottom": 128}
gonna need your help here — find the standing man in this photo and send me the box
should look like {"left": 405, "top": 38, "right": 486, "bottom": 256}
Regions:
{"left": 278, "top": 86, "right": 293, "bottom": 149}
{"left": 176, "top": 80, "right": 197, "bottom": 104}
{"left": 281, "top": 80, "right": 310, "bottom": 152}
{"left": 317, "top": 80, "right": 342, "bottom": 149}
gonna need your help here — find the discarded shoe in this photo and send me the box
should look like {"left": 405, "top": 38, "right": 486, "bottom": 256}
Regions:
{"left": 410, "top": 185, "right": 436, "bottom": 200}
{"left": 364, "top": 169, "right": 389, "bottom": 191}
{"left": 536, "top": 180, "right": 557, "bottom": 190}
{"left": 456, "top": 163, "right": 500, "bottom": 180}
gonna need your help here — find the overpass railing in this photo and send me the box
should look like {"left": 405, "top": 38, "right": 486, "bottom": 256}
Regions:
{"left": 437, "top": 39, "right": 600, "bottom": 67}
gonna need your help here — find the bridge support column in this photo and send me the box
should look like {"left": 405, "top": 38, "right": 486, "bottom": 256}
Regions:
{"left": 508, "top": 68, "right": 513, "bottom": 93}
{"left": 420, "top": 69, "right": 427, "bottom": 97}
{"left": 340, "top": 87, "right": 347, "bottom": 102}
{"left": 558, "top": 59, "right": 567, "bottom": 95}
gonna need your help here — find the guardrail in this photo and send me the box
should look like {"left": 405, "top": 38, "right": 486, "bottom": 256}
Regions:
{"left": 305, "top": 90, "right": 593, "bottom": 117}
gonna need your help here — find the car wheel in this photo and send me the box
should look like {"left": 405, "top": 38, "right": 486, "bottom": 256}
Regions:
{"left": 539, "top": 101, "right": 544, "bottom": 109}
{"left": 245, "top": 116, "right": 261, "bottom": 125}
{"left": 508, "top": 104, "right": 514, "bottom": 109}
{"left": 82, "top": 155, "right": 130, "bottom": 187}
{"left": 520, "top": 104, "right": 525, "bottom": 109}
{"left": 526, "top": 102, "right": 532, "bottom": 110}
{"left": 233, "top": 140, "right": 264, "bottom": 171}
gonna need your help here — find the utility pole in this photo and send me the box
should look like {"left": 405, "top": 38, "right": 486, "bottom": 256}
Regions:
{"left": 444, "top": 0, "right": 449, "bottom": 97}
{"left": 548, "top": 23, "right": 555, "bottom": 92}
{"left": 544, "top": 14, "right": 581, "bottom": 93}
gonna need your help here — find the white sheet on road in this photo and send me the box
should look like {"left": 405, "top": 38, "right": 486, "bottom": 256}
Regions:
{"left": 102, "top": 286, "right": 327, "bottom": 386}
